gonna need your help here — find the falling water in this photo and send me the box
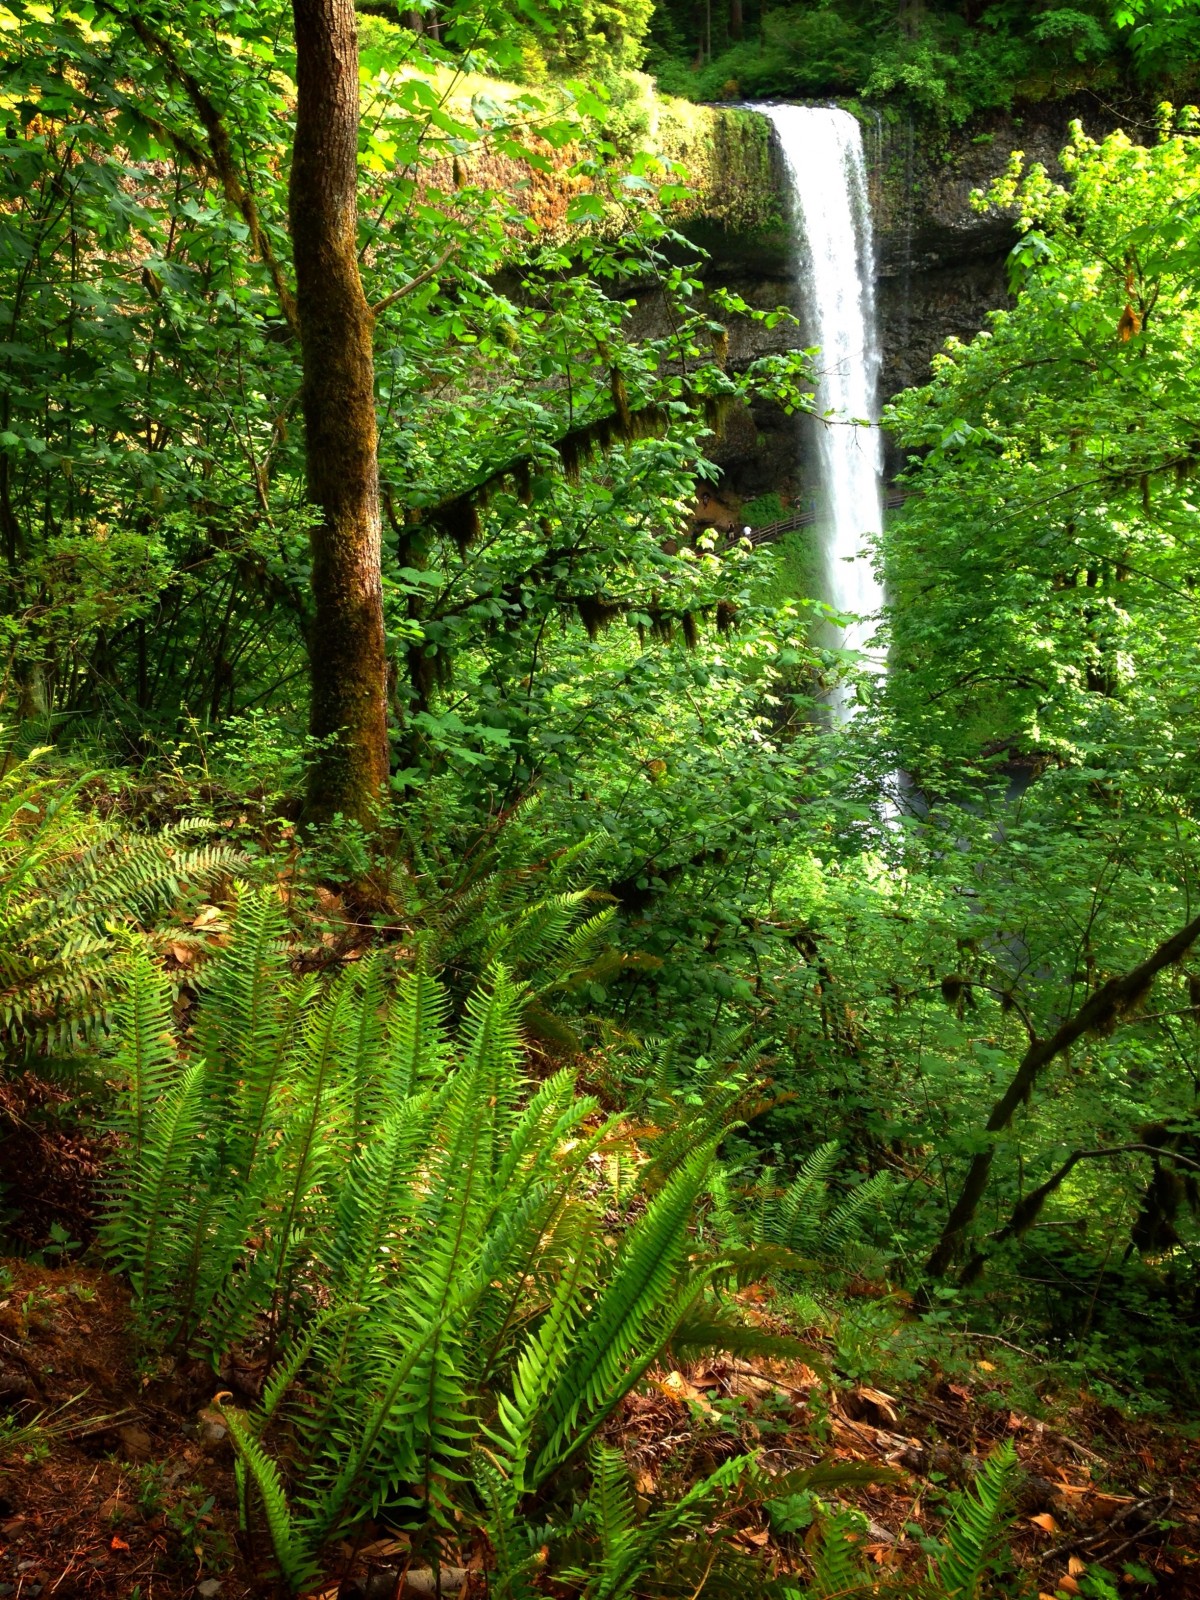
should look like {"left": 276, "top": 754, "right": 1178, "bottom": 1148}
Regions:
{"left": 753, "top": 105, "right": 885, "bottom": 716}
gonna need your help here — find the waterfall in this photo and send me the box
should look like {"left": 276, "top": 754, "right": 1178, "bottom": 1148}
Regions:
{"left": 753, "top": 105, "right": 885, "bottom": 716}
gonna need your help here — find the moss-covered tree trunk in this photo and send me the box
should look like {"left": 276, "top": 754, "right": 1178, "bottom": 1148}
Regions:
{"left": 290, "top": 0, "right": 389, "bottom": 824}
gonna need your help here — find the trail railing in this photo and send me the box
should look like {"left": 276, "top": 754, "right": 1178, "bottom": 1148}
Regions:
{"left": 738, "top": 490, "right": 910, "bottom": 548}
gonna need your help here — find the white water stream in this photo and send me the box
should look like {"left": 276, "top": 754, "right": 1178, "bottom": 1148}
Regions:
{"left": 752, "top": 105, "right": 885, "bottom": 717}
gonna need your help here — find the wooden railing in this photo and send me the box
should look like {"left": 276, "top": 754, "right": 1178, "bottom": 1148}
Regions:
{"left": 740, "top": 490, "right": 910, "bottom": 547}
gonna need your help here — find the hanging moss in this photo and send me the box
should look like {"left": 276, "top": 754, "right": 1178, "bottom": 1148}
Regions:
{"left": 420, "top": 398, "right": 673, "bottom": 543}
{"left": 437, "top": 493, "right": 481, "bottom": 554}
{"left": 575, "top": 595, "right": 624, "bottom": 639}
{"left": 407, "top": 640, "right": 453, "bottom": 707}
{"left": 610, "top": 367, "right": 632, "bottom": 433}
{"left": 511, "top": 458, "right": 533, "bottom": 505}
{"left": 702, "top": 392, "right": 735, "bottom": 438}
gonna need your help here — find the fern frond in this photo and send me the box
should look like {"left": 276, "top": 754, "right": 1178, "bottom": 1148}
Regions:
{"left": 258, "top": 1305, "right": 363, "bottom": 1429}
{"left": 486, "top": 1213, "right": 597, "bottom": 1492}
{"left": 819, "top": 1171, "right": 891, "bottom": 1256}
{"left": 386, "top": 956, "right": 451, "bottom": 1100}
{"left": 772, "top": 1142, "right": 840, "bottom": 1252}
{"left": 472, "top": 1451, "right": 540, "bottom": 1600}
{"left": 338, "top": 952, "right": 389, "bottom": 1147}
{"left": 196, "top": 883, "right": 290, "bottom": 1115}
{"left": 533, "top": 906, "right": 619, "bottom": 993}
{"left": 590, "top": 1442, "right": 638, "bottom": 1571}
{"left": 931, "top": 1438, "right": 1020, "bottom": 1599}
{"left": 109, "top": 937, "right": 178, "bottom": 1160}
{"left": 324, "top": 1093, "right": 436, "bottom": 1302}
{"left": 221, "top": 1401, "right": 317, "bottom": 1591}
{"left": 668, "top": 1307, "right": 829, "bottom": 1369}
{"left": 585, "top": 1450, "right": 756, "bottom": 1600}
{"left": 809, "top": 1508, "right": 872, "bottom": 1600}
{"left": 766, "top": 1460, "right": 899, "bottom": 1497}
{"left": 537, "top": 1144, "right": 717, "bottom": 1476}
{"left": 484, "top": 890, "right": 592, "bottom": 970}
{"left": 105, "top": 1062, "right": 205, "bottom": 1311}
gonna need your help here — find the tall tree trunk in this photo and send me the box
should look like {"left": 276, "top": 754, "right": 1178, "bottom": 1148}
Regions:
{"left": 290, "top": 0, "right": 389, "bottom": 824}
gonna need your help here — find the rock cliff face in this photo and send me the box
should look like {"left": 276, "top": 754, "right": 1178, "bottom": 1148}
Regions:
{"left": 868, "top": 98, "right": 1130, "bottom": 399}
{"left": 667, "top": 96, "right": 1138, "bottom": 501}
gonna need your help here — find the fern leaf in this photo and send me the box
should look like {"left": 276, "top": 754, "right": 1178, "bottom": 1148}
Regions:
{"left": 773, "top": 1142, "right": 840, "bottom": 1252}
{"left": 221, "top": 1401, "right": 316, "bottom": 1591}
{"left": 109, "top": 937, "right": 178, "bottom": 1159}
{"left": 586, "top": 1451, "right": 756, "bottom": 1600}
{"left": 809, "top": 1508, "right": 872, "bottom": 1600}
{"left": 668, "top": 1307, "right": 830, "bottom": 1370}
{"left": 537, "top": 1144, "right": 717, "bottom": 1476}
{"left": 931, "top": 1438, "right": 1020, "bottom": 1599}
{"left": 590, "top": 1443, "right": 638, "bottom": 1571}
{"left": 105, "top": 1062, "right": 205, "bottom": 1312}
{"left": 473, "top": 1451, "right": 540, "bottom": 1600}
{"left": 819, "top": 1171, "right": 891, "bottom": 1256}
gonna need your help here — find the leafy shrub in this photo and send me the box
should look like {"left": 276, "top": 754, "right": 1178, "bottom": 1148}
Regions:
{"left": 101, "top": 890, "right": 808, "bottom": 1588}
{"left": 742, "top": 492, "right": 787, "bottom": 528}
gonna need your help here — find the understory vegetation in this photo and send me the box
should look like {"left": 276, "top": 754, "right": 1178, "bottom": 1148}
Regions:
{"left": 2, "top": 0, "right": 1200, "bottom": 1596}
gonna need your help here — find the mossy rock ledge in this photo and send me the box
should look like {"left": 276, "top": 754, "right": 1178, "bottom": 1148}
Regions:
{"left": 425, "top": 82, "right": 785, "bottom": 255}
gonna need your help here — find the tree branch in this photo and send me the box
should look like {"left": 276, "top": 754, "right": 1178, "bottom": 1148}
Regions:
{"left": 370, "top": 245, "right": 458, "bottom": 317}
{"left": 926, "top": 907, "right": 1200, "bottom": 1279}
{"left": 103, "top": 3, "right": 300, "bottom": 335}
{"left": 961, "top": 1142, "right": 1200, "bottom": 1286}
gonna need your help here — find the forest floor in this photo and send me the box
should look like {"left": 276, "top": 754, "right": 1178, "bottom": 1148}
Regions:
{"left": 2, "top": 1076, "right": 1199, "bottom": 1599}
{"left": 2, "top": 1252, "right": 1199, "bottom": 1600}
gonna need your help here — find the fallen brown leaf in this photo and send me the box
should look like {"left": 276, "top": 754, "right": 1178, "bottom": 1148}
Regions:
{"left": 1091, "top": 1493, "right": 1134, "bottom": 1518}
{"left": 852, "top": 1386, "right": 900, "bottom": 1423}
{"left": 360, "top": 1537, "right": 409, "bottom": 1558}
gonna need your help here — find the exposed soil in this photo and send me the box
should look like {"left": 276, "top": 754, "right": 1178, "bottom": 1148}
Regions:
{"left": 0, "top": 1260, "right": 255, "bottom": 1600}
{"left": 617, "top": 1347, "right": 1200, "bottom": 1598}
{"left": 0, "top": 1074, "right": 111, "bottom": 1256}
{"left": 3, "top": 1252, "right": 1199, "bottom": 1600}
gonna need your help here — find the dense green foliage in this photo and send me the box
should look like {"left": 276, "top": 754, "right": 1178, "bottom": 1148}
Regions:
{"left": 646, "top": 0, "right": 1198, "bottom": 122}
{"left": 4, "top": 0, "right": 1200, "bottom": 1590}
{"left": 1, "top": 0, "right": 807, "bottom": 788}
